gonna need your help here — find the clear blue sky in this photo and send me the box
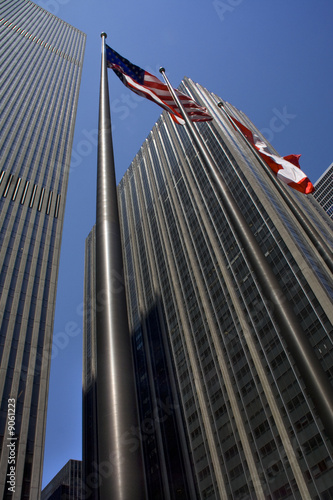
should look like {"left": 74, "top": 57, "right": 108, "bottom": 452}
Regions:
{"left": 38, "top": 0, "right": 333, "bottom": 488}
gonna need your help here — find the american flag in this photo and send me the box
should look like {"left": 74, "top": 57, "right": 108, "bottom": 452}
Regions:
{"left": 105, "top": 45, "right": 213, "bottom": 125}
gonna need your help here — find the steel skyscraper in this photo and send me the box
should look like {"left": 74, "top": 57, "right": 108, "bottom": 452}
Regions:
{"left": 0, "top": 1, "right": 85, "bottom": 498}
{"left": 84, "top": 78, "right": 333, "bottom": 499}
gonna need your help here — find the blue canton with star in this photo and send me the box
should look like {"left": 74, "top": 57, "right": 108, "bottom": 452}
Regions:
{"left": 106, "top": 45, "right": 145, "bottom": 85}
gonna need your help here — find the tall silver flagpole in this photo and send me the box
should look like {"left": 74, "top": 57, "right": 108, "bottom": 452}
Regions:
{"left": 217, "top": 101, "right": 333, "bottom": 275}
{"left": 95, "top": 32, "right": 145, "bottom": 499}
{"left": 159, "top": 68, "right": 333, "bottom": 443}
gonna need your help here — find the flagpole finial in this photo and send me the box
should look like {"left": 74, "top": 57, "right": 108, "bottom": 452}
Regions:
{"left": 217, "top": 101, "right": 224, "bottom": 108}
{"left": 159, "top": 67, "right": 166, "bottom": 74}
{"left": 100, "top": 32, "right": 107, "bottom": 39}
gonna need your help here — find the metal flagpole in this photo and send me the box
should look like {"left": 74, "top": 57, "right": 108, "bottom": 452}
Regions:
{"left": 95, "top": 32, "right": 145, "bottom": 499}
{"left": 217, "top": 101, "right": 333, "bottom": 275}
{"left": 159, "top": 68, "right": 333, "bottom": 443}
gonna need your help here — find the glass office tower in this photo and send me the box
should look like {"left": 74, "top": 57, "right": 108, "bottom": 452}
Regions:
{"left": 84, "top": 78, "right": 333, "bottom": 499}
{"left": 0, "top": 1, "right": 85, "bottom": 498}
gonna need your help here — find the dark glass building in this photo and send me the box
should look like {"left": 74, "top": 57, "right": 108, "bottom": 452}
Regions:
{"left": 84, "top": 78, "right": 333, "bottom": 499}
{"left": 0, "top": 1, "right": 85, "bottom": 498}
{"left": 41, "top": 460, "right": 82, "bottom": 500}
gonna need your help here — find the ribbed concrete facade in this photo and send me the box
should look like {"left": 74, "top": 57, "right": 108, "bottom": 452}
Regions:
{"left": 116, "top": 78, "right": 333, "bottom": 499}
{"left": 0, "top": 1, "right": 85, "bottom": 498}
{"left": 313, "top": 162, "right": 333, "bottom": 220}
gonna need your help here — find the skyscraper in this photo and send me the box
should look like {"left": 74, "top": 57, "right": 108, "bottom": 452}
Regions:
{"left": 313, "top": 162, "right": 333, "bottom": 220}
{"left": 84, "top": 78, "right": 333, "bottom": 498}
{"left": 41, "top": 460, "right": 82, "bottom": 500}
{"left": 0, "top": 1, "right": 86, "bottom": 498}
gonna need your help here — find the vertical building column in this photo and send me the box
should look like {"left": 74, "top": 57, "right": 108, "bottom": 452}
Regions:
{"left": 95, "top": 32, "right": 145, "bottom": 499}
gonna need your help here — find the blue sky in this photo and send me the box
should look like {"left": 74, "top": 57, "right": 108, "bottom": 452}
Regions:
{"left": 38, "top": 0, "right": 333, "bottom": 488}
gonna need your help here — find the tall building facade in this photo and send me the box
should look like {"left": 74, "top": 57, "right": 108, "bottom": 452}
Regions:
{"left": 41, "top": 460, "right": 82, "bottom": 500}
{"left": 84, "top": 78, "right": 333, "bottom": 499}
{"left": 0, "top": 1, "right": 86, "bottom": 498}
{"left": 313, "top": 162, "right": 333, "bottom": 220}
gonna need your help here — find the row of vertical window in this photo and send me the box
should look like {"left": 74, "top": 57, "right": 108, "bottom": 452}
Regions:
{"left": 0, "top": 17, "right": 82, "bottom": 67}
{"left": 148, "top": 116, "right": 260, "bottom": 493}
{"left": 179, "top": 116, "right": 309, "bottom": 493}
{"left": 0, "top": 170, "right": 60, "bottom": 218}
{"left": 123, "top": 108, "right": 329, "bottom": 495}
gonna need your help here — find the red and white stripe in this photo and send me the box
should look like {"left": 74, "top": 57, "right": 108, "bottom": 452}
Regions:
{"left": 230, "top": 116, "right": 314, "bottom": 194}
{"left": 117, "top": 68, "right": 212, "bottom": 124}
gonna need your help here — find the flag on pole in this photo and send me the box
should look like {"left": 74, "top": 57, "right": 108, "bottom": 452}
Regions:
{"left": 228, "top": 115, "right": 314, "bottom": 194}
{"left": 105, "top": 45, "right": 213, "bottom": 125}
